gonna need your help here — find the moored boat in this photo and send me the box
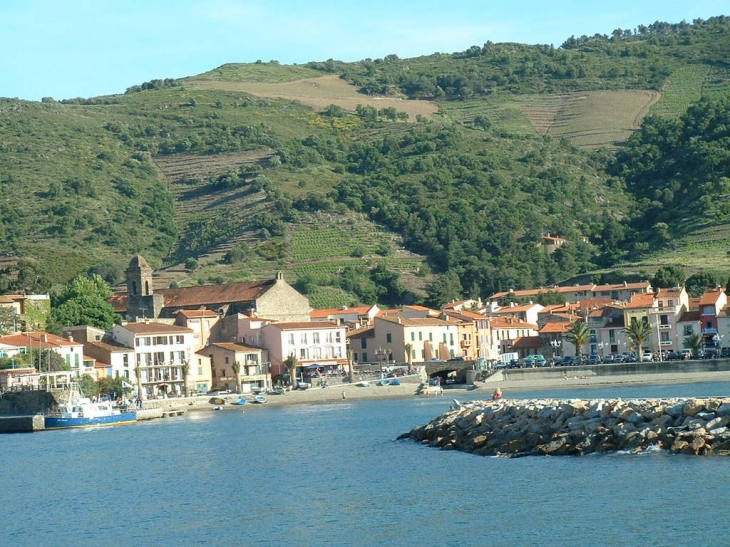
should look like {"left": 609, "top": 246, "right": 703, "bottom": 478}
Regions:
{"left": 45, "top": 384, "right": 137, "bottom": 430}
{"left": 253, "top": 394, "right": 268, "bottom": 404}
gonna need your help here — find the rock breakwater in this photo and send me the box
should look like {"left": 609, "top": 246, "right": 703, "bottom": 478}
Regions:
{"left": 398, "top": 397, "right": 730, "bottom": 457}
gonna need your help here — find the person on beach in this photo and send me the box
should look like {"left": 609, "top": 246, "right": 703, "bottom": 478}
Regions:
{"left": 492, "top": 387, "right": 503, "bottom": 400}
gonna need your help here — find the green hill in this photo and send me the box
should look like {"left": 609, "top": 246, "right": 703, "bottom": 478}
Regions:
{"left": 0, "top": 16, "right": 729, "bottom": 306}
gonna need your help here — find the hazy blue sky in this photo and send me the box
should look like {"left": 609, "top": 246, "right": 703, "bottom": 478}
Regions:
{"left": 0, "top": 0, "right": 725, "bottom": 101}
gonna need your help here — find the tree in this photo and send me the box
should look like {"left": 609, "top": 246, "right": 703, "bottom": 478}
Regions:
{"left": 50, "top": 274, "right": 121, "bottom": 330}
{"left": 651, "top": 265, "right": 685, "bottom": 290}
{"left": 565, "top": 321, "right": 590, "bottom": 357}
{"left": 284, "top": 355, "right": 298, "bottom": 389}
{"left": 425, "top": 271, "right": 462, "bottom": 309}
{"left": 685, "top": 272, "right": 719, "bottom": 298}
{"left": 231, "top": 361, "right": 242, "bottom": 394}
{"left": 625, "top": 318, "right": 653, "bottom": 353}
{"left": 683, "top": 333, "right": 703, "bottom": 357}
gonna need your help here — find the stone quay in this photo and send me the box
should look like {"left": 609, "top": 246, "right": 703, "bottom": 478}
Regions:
{"left": 398, "top": 397, "right": 730, "bottom": 457}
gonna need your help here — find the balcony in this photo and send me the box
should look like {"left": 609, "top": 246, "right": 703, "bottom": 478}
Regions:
{"left": 460, "top": 340, "right": 472, "bottom": 348}
{"left": 659, "top": 324, "right": 671, "bottom": 330}
{"left": 702, "top": 327, "right": 718, "bottom": 335}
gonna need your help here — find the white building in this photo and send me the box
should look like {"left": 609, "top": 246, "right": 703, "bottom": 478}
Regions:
{"left": 110, "top": 322, "right": 198, "bottom": 398}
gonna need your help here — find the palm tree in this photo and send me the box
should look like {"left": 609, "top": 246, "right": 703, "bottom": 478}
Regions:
{"left": 683, "top": 333, "right": 703, "bottom": 358}
{"left": 624, "top": 318, "right": 653, "bottom": 354}
{"left": 404, "top": 343, "right": 413, "bottom": 367}
{"left": 284, "top": 355, "right": 298, "bottom": 390}
{"left": 181, "top": 361, "right": 190, "bottom": 397}
{"left": 566, "top": 321, "right": 590, "bottom": 357}
{"left": 231, "top": 361, "right": 242, "bottom": 394}
{"left": 134, "top": 364, "right": 144, "bottom": 403}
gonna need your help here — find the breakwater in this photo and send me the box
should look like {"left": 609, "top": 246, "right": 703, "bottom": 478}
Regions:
{"left": 398, "top": 397, "right": 730, "bottom": 456}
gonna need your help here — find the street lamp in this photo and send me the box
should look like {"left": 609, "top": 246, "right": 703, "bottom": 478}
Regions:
{"left": 550, "top": 339, "right": 562, "bottom": 358}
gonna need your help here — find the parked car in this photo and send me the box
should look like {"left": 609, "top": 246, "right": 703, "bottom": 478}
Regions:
{"left": 681, "top": 349, "right": 693, "bottom": 360}
{"left": 665, "top": 351, "right": 682, "bottom": 361}
{"left": 721, "top": 348, "right": 730, "bottom": 359}
{"left": 588, "top": 355, "right": 601, "bottom": 365}
{"left": 602, "top": 354, "right": 615, "bottom": 364}
{"left": 534, "top": 354, "right": 547, "bottom": 367}
{"left": 641, "top": 351, "right": 653, "bottom": 362}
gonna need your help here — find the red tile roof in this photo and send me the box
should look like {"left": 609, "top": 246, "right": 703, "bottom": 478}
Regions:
{"left": 176, "top": 309, "right": 219, "bottom": 318}
{"left": 265, "top": 321, "right": 339, "bottom": 330}
{"left": 110, "top": 278, "right": 277, "bottom": 313}
{"left": 119, "top": 323, "right": 193, "bottom": 334}
{"left": 210, "top": 342, "right": 262, "bottom": 352}
{"left": 700, "top": 289, "right": 724, "bottom": 306}
{"left": 511, "top": 336, "right": 540, "bottom": 350}
{"left": 540, "top": 322, "right": 573, "bottom": 334}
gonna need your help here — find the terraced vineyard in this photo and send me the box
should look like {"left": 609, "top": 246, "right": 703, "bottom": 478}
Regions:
{"left": 440, "top": 90, "right": 659, "bottom": 149}
{"left": 650, "top": 65, "right": 710, "bottom": 118}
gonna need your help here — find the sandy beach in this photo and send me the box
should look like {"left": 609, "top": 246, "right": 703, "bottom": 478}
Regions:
{"left": 161, "top": 368, "right": 730, "bottom": 413}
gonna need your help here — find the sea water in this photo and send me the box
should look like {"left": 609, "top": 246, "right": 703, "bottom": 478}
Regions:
{"left": 3, "top": 382, "right": 730, "bottom": 547}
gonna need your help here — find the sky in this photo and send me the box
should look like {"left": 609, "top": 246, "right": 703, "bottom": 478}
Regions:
{"left": 0, "top": 0, "right": 726, "bottom": 101}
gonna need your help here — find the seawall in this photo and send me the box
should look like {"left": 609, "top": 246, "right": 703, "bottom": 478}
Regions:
{"left": 489, "top": 360, "right": 730, "bottom": 384}
{"left": 399, "top": 397, "right": 730, "bottom": 457}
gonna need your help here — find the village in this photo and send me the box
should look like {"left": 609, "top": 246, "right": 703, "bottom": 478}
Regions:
{"left": 0, "top": 254, "right": 727, "bottom": 401}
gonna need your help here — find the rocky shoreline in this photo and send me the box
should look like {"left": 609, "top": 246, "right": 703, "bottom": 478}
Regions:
{"left": 398, "top": 397, "right": 730, "bottom": 457}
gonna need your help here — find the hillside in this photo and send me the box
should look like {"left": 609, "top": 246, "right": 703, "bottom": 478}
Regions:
{"left": 0, "top": 16, "right": 729, "bottom": 307}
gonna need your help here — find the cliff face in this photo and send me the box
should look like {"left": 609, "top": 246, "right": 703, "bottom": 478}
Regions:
{"left": 399, "top": 397, "right": 730, "bottom": 457}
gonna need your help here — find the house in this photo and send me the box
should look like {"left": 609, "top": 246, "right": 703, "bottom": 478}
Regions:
{"left": 310, "top": 305, "right": 380, "bottom": 328}
{"left": 441, "top": 309, "right": 494, "bottom": 360}
{"left": 492, "top": 302, "right": 544, "bottom": 326}
{"left": 0, "top": 331, "right": 88, "bottom": 376}
{"left": 373, "top": 314, "right": 459, "bottom": 363}
{"left": 262, "top": 321, "right": 347, "bottom": 379}
{"left": 488, "top": 281, "right": 653, "bottom": 305}
{"left": 110, "top": 322, "right": 202, "bottom": 398}
{"left": 699, "top": 288, "right": 727, "bottom": 348}
{"left": 174, "top": 309, "right": 221, "bottom": 351}
{"left": 490, "top": 317, "right": 539, "bottom": 358}
{"left": 111, "top": 255, "right": 311, "bottom": 323}
{"left": 347, "top": 325, "right": 375, "bottom": 364}
{"left": 0, "top": 293, "right": 51, "bottom": 332}
{"left": 201, "top": 342, "right": 268, "bottom": 393}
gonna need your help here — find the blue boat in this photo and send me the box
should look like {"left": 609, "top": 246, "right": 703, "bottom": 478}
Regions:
{"left": 44, "top": 384, "right": 137, "bottom": 430}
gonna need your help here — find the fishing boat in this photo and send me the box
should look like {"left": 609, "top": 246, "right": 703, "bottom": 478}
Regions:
{"left": 253, "top": 394, "right": 268, "bottom": 404}
{"left": 231, "top": 397, "right": 247, "bottom": 405}
{"left": 45, "top": 384, "right": 137, "bottom": 430}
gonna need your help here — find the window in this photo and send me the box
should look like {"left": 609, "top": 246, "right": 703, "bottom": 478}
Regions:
{"left": 660, "top": 315, "right": 669, "bottom": 327}
{"left": 175, "top": 335, "right": 184, "bottom": 344}
{"left": 668, "top": 300, "right": 674, "bottom": 307}
{"left": 429, "top": 333, "right": 433, "bottom": 341}
{"left": 609, "top": 330, "right": 615, "bottom": 343}
{"left": 684, "top": 325, "right": 694, "bottom": 336}
{"left": 418, "top": 331, "right": 422, "bottom": 341}
{"left": 449, "top": 333, "right": 454, "bottom": 345}
{"left": 300, "top": 348, "right": 307, "bottom": 359}
{"left": 386, "top": 332, "right": 392, "bottom": 343}
{"left": 313, "top": 332, "right": 320, "bottom": 344}
{"left": 361, "top": 338, "right": 367, "bottom": 349}
{"left": 335, "top": 332, "right": 341, "bottom": 343}
{"left": 198, "top": 367, "right": 203, "bottom": 376}
{"left": 660, "top": 332, "right": 670, "bottom": 342}
{"left": 362, "top": 352, "right": 368, "bottom": 362}
{"left": 326, "top": 332, "right": 333, "bottom": 343}
{"left": 225, "top": 356, "right": 229, "bottom": 364}
{"left": 288, "top": 333, "right": 295, "bottom": 345}
{"left": 301, "top": 333, "right": 308, "bottom": 344}
{"left": 123, "top": 354, "right": 129, "bottom": 367}
{"left": 410, "top": 332, "right": 415, "bottom": 341}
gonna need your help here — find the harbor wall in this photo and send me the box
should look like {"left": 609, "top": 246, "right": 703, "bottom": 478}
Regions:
{"left": 493, "top": 360, "right": 730, "bottom": 383}
{"left": 0, "top": 415, "right": 45, "bottom": 433}
{"left": 399, "top": 397, "right": 730, "bottom": 457}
